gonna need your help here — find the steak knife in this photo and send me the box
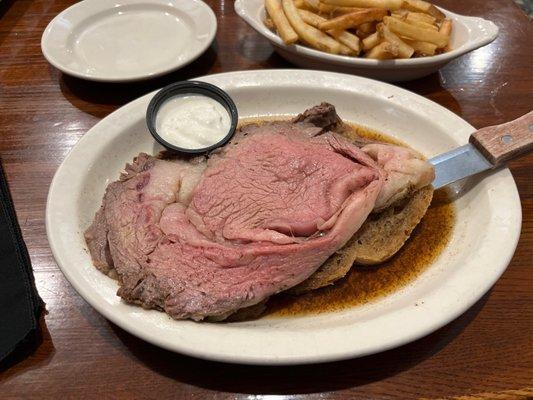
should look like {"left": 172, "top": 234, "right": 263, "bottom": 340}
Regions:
{"left": 430, "top": 111, "right": 533, "bottom": 189}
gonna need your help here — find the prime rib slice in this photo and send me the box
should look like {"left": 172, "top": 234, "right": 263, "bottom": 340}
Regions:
{"left": 85, "top": 103, "right": 433, "bottom": 321}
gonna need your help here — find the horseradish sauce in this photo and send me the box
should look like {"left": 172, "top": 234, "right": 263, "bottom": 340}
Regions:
{"left": 155, "top": 94, "right": 231, "bottom": 150}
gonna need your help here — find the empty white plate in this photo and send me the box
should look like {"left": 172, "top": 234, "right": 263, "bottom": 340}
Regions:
{"left": 41, "top": 0, "right": 217, "bottom": 82}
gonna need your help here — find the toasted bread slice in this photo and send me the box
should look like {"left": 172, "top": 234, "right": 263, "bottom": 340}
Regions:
{"left": 224, "top": 184, "right": 433, "bottom": 319}
{"left": 290, "top": 185, "right": 433, "bottom": 294}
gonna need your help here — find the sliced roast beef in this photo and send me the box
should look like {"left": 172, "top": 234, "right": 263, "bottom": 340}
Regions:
{"left": 85, "top": 103, "right": 433, "bottom": 321}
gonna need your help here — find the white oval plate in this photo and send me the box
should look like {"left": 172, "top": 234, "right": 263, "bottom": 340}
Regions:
{"left": 235, "top": 0, "right": 498, "bottom": 82}
{"left": 47, "top": 70, "right": 521, "bottom": 365}
{"left": 41, "top": 0, "right": 216, "bottom": 82}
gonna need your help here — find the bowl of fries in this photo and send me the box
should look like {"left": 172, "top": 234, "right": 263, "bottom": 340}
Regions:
{"left": 235, "top": 0, "right": 498, "bottom": 82}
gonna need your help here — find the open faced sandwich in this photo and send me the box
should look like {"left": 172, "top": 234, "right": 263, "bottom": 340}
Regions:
{"left": 85, "top": 103, "right": 434, "bottom": 321}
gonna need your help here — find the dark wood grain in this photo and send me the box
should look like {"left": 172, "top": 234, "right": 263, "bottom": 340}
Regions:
{"left": 1, "top": 0, "right": 532, "bottom": 398}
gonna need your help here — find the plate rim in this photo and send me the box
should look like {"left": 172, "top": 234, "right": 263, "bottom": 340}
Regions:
{"left": 46, "top": 69, "right": 522, "bottom": 365}
{"left": 40, "top": 0, "right": 217, "bottom": 82}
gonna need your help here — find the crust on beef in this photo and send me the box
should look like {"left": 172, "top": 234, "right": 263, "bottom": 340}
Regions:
{"left": 208, "top": 300, "right": 268, "bottom": 322}
{"left": 291, "top": 102, "right": 342, "bottom": 131}
{"left": 84, "top": 207, "right": 114, "bottom": 275}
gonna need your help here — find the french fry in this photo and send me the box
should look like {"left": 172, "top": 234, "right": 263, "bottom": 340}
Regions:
{"left": 426, "top": 5, "right": 445, "bottom": 21}
{"left": 362, "top": 31, "right": 381, "bottom": 50}
{"left": 298, "top": 10, "right": 361, "bottom": 53}
{"left": 389, "top": 14, "right": 405, "bottom": 22}
{"left": 406, "top": 11, "right": 436, "bottom": 24}
{"left": 402, "top": 0, "right": 445, "bottom": 21}
{"left": 328, "top": 29, "right": 362, "bottom": 53}
{"left": 294, "top": 0, "right": 316, "bottom": 9}
{"left": 390, "top": 13, "right": 437, "bottom": 30}
{"left": 377, "top": 23, "right": 414, "bottom": 58}
{"left": 321, "top": 0, "right": 403, "bottom": 10}
{"left": 265, "top": 0, "right": 299, "bottom": 44}
{"left": 282, "top": 0, "right": 352, "bottom": 54}
{"left": 337, "top": 41, "right": 355, "bottom": 55}
{"left": 383, "top": 16, "right": 448, "bottom": 47}
{"left": 318, "top": 8, "right": 387, "bottom": 31}
{"left": 356, "top": 29, "right": 371, "bottom": 38}
{"left": 439, "top": 18, "right": 452, "bottom": 51}
{"left": 356, "top": 22, "right": 376, "bottom": 38}
{"left": 298, "top": 8, "right": 326, "bottom": 26}
{"left": 264, "top": 16, "right": 276, "bottom": 30}
{"left": 401, "top": 0, "right": 430, "bottom": 12}
{"left": 366, "top": 41, "right": 399, "bottom": 59}
{"left": 403, "top": 38, "right": 437, "bottom": 55}
{"left": 407, "top": 18, "right": 438, "bottom": 30}
{"left": 391, "top": 9, "right": 409, "bottom": 17}
{"left": 439, "top": 18, "right": 452, "bottom": 36}
{"left": 302, "top": 0, "right": 320, "bottom": 11}
{"left": 317, "top": 3, "right": 364, "bottom": 16}
{"left": 358, "top": 21, "right": 376, "bottom": 34}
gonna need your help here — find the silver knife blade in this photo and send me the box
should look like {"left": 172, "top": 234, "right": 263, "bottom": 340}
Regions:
{"left": 429, "top": 144, "right": 494, "bottom": 190}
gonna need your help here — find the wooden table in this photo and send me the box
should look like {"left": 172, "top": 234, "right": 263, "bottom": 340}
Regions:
{"left": 1, "top": 0, "right": 532, "bottom": 398}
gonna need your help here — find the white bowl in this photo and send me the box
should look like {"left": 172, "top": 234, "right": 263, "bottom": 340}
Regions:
{"left": 235, "top": 0, "right": 498, "bottom": 82}
{"left": 46, "top": 70, "right": 520, "bottom": 365}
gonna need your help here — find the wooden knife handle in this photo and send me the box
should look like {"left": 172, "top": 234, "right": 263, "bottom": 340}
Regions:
{"left": 469, "top": 111, "right": 533, "bottom": 166}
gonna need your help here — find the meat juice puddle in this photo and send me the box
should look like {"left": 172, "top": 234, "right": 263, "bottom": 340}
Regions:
{"left": 238, "top": 118, "right": 456, "bottom": 317}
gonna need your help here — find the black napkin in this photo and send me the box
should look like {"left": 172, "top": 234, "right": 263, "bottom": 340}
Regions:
{"left": 0, "top": 158, "right": 43, "bottom": 364}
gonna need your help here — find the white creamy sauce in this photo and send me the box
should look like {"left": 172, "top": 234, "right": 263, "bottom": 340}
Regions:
{"left": 156, "top": 94, "right": 231, "bottom": 149}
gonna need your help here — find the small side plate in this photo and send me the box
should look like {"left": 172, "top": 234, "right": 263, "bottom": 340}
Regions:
{"left": 41, "top": 0, "right": 217, "bottom": 82}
